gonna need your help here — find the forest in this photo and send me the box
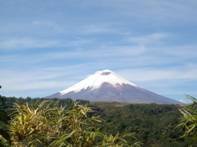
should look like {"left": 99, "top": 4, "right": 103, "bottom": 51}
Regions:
{"left": 0, "top": 95, "right": 196, "bottom": 147}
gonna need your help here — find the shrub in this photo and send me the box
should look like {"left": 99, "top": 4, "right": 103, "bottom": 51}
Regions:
{"left": 6, "top": 101, "right": 141, "bottom": 147}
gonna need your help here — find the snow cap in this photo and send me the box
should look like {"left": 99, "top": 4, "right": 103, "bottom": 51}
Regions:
{"left": 60, "top": 69, "right": 137, "bottom": 95}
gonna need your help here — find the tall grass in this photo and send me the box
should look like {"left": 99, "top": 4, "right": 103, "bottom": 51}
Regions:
{"left": 2, "top": 101, "right": 141, "bottom": 147}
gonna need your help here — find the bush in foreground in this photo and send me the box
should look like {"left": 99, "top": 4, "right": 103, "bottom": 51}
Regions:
{"left": 1, "top": 101, "right": 141, "bottom": 147}
{"left": 178, "top": 96, "right": 197, "bottom": 144}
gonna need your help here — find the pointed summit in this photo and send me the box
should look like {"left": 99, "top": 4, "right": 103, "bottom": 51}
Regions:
{"left": 47, "top": 69, "right": 180, "bottom": 104}
{"left": 60, "top": 69, "right": 137, "bottom": 95}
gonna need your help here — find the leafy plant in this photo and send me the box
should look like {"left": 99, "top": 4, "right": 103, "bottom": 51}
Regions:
{"left": 178, "top": 95, "right": 197, "bottom": 143}
{"left": 6, "top": 101, "right": 141, "bottom": 147}
{"left": 0, "top": 134, "right": 9, "bottom": 147}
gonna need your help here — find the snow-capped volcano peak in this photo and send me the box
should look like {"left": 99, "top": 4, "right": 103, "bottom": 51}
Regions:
{"left": 47, "top": 69, "right": 180, "bottom": 104}
{"left": 60, "top": 69, "right": 137, "bottom": 95}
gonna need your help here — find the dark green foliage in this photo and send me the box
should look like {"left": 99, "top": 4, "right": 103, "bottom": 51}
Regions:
{"left": 0, "top": 96, "right": 11, "bottom": 146}
{"left": 0, "top": 96, "right": 197, "bottom": 146}
{"left": 94, "top": 102, "right": 195, "bottom": 146}
{"left": 0, "top": 97, "right": 140, "bottom": 146}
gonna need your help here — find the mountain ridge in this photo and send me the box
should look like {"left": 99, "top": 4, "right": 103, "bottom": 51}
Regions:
{"left": 47, "top": 69, "right": 180, "bottom": 104}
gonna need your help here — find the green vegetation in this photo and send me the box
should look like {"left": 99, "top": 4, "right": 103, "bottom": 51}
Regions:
{"left": 0, "top": 97, "right": 140, "bottom": 147}
{"left": 178, "top": 96, "right": 197, "bottom": 144}
{"left": 0, "top": 95, "right": 197, "bottom": 146}
{"left": 95, "top": 103, "right": 189, "bottom": 146}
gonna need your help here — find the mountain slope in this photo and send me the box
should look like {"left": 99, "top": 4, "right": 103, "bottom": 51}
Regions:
{"left": 47, "top": 69, "right": 179, "bottom": 104}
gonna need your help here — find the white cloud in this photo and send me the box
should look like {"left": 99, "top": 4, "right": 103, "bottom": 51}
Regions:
{"left": 0, "top": 38, "right": 60, "bottom": 50}
{"left": 118, "top": 65, "right": 197, "bottom": 82}
{"left": 161, "top": 45, "right": 197, "bottom": 57}
{"left": 99, "top": 0, "right": 197, "bottom": 24}
{"left": 1, "top": 63, "right": 197, "bottom": 94}
{"left": 0, "top": 44, "right": 146, "bottom": 64}
{"left": 0, "top": 64, "right": 90, "bottom": 92}
{"left": 128, "top": 33, "right": 169, "bottom": 46}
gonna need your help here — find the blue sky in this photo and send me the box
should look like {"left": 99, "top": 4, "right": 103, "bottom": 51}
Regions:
{"left": 0, "top": 0, "right": 197, "bottom": 103}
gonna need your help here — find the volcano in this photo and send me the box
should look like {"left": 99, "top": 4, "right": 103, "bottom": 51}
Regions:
{"left": 47, "top": 69, "right": 179, "bottom": 104}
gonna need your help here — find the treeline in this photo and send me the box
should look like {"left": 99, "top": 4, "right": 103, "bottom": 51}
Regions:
{"left": 95, "top": 102, "right": 196, "bottom": 146}
{"left": 0, "top": 95, "right": 197, "bottom": 146}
